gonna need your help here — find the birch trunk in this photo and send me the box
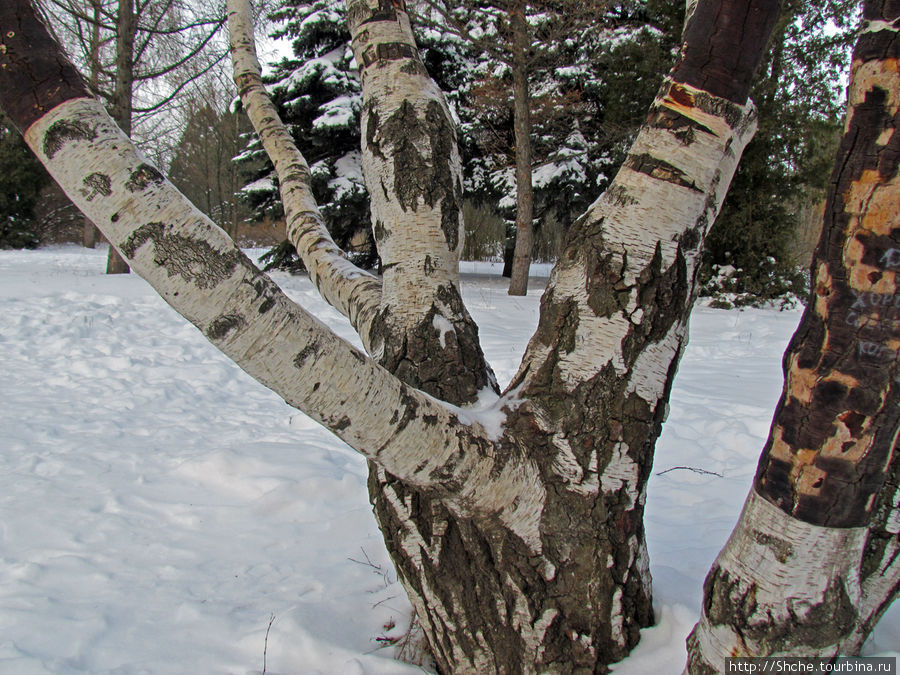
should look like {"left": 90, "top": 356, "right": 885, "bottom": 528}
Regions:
{"left": 82, "top": 0, "right": 103, "bottom": 251}
{"left": 350, "top": 0, "right": 774, "bottom": 670}
{"left": 227, "top": 0, "right": 383, "bottom": 349}
{"left": 687, "top": 4, "right": 900, "bottom": 668}
{"left": 346, "top": 0, "right": 494, "bottom": 400}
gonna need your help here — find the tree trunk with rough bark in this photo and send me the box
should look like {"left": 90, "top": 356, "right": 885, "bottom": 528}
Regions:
{"left": 686, "top": 2, "right": 900, "bottom": 669}
{"left": 506, "top": 1, "right": 534, "bottom": 297}
{"left": 82, "top": 0, "right": 103, "bottom": 250}
{"left": 106, "top": 0, "right": 134, "bottom": 274}
{"left": 0, "top": 0, "right": 831, "bottom": 671}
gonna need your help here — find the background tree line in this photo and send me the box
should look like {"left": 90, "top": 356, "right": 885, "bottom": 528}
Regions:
{"left": 1, "top": 0, "right": 855, "bottom": 306}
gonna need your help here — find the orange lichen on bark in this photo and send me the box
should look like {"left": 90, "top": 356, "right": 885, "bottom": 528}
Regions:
{"left": 814, "top": 262, "right": 834, "bottom": 318}
{"left": 860, "top": 185, "right": 900, "bottom": 235}
{"left": 794, "top": 462, "right": 828, "bottom": 496}
{"left": 767, "top": 426, "right": 795, "bottom": 463}
{"left": 786, "top": 360, "right": 819, "bottom": 405}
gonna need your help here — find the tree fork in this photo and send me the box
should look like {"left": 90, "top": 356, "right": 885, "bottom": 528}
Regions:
{"left": 1, "top": 0, "right": 544, "bottom": 528}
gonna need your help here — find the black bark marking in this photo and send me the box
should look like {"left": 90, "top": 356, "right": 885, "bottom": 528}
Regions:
{"left": 243, "top": 276, "right": 279, "bottom": 314}
{"left": 647, "top": 104, "right": 715, "bottom": 143}
{"left": 0, "top": 3, "right": 90, "bottom": 132}
{"left": 856, "top": 15, "right": 900, "bottom": 64}
{"left": 80, "top": 172, "right": 111, "bottom": 201}
{"left": 666, "top": 81, "right": 747, "bottom": 129}
{"left": 393, "top": 388, "right": 419, "bottom": 434}
{"left": 293, "top": 341, "right": 321, "bottom": 370}
{"left": 624, "top": 153, "right": 701, "bottom": 192}
{"left": 684, "top": 631, "right": 720, "bottom": 675}
{"left": 606, "top": 185, "right": 637, "bottom": 207}
{"left": 376, "top": 100, "right": 461, "bottom": 250}
{"left": 125, "top": 163, "right": 164, "bottom": 192}
{"left": 704, "top": 562, "right": 857, "bottom": 652}
{"left": 361, "top": 41, "right": 417, "bottom": 68}
{"left": 206, "top": 313, "right": 245, "bottom": 341}
{"left": 585, "top": 249, "right": 629, "bottom": 319}
{"left": 43, "top": 119, "right": 96, "bottom": 159}
{"left": 347, "top": 0, "right": 403, "bottom": 29}
{"left": 365, "top": 103, "right": 383, "bottom": 160}
{"left": 752, "top": 532, "right": 794, "bottom": 564}
{"left": 120, "top": 222, "right": 244, "bottom": 289}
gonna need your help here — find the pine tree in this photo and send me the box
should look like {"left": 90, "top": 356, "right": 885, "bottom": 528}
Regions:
{"left": 0, "top": 112, "right": 50, "bottom": 248}
{"left": 237, "top": 0, "right": 375, "bottom": 270}
{"left": 416, "top": 1, "right": 681, "bottom": 271}
{"left": 699, "top": 0, "right": 856, "bottom": 305}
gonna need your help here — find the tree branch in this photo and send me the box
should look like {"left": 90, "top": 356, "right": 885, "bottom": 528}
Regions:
{"left": 227, "top": 0, "right": 382, "bottom": 350}
{"left": 0, "top": 0, "right": 537, "bottom": 525}
{"left": 133, "top": 18, "right": 224, "bottom": 81}
{"left": 131, "top": 50, "right": 228, "bottom": 114}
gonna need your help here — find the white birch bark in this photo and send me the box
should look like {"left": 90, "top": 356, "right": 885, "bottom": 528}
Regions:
{"left": 4, "top": 0, "right": 786, "bottom": 669}
{"left": 689, "top": 491, "right": 868, "bottom": 670}
{"left": 227, "top": 0, "right": 382, "bottom": 350}
{"left": 23, "top": 96, "right": 541, "bottom": 525}
{"left": 515, "top": 80, "right": 756, "bottom": 409}
{"left": 345, "top": 0, "right": 465, "bottom": 325}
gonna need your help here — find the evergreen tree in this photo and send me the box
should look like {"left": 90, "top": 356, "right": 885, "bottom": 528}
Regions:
{"left": 415, "top": 1, "right": 680, "bottom": 269}
{"left": 237, "top": 0, "right": 375, "bottom": 270}
{"left": 0, "top": 112, "right": 50, "bottom": 249}
{"left": 169, "top": 95, "right": 251, "bottom": 241}
{"left": 699, "top": 0, "right": 856, "bottom": 305}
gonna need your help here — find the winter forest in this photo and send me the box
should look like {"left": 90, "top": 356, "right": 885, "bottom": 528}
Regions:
{"left": 0, "top": 0, "right": 898, "bottom": 672}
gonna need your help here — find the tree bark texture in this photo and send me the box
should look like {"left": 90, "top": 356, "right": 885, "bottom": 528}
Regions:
{"left": 346, "top": 0, "right": 495, "bottom": 402}
{"left": 2, "top": 0, "right": 538, "bottom": 524}
{"left": 106, "top": 0, "right": 135, "bottom": 274}
{"left": 1, "top": 0, "right": 790, "bottom": 672}
{"left": 342, "top": 0, "right": 773, "bottom": 671}
{"left": 227, "top": 0, "right": 383, "bottom": 350}
{"left": 506, "top": 2, "right": 535, "bottom": 297}
{"left": 687, "top": 3, "right": 900, "bottom": 669}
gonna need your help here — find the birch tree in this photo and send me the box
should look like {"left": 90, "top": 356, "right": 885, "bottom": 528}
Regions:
{"left": 5, "top": 0, "right": 894, "bottom": 672}
{"left": 688, "top": 1, "right": 900, "bottom": 668}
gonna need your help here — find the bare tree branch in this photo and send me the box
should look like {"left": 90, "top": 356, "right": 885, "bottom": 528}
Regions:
{"left": 226, "top": 0, "right": 382, "bottom": 348}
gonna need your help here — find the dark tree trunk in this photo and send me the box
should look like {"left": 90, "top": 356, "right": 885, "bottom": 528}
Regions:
{"left": 106, "top": 0, "right": 135, "bottom": 275}
{"left": 506, "top": 2, "right": 534, "bottom": 297}
{"left": 687, "top": 1, "right": 900, "bottom": 667}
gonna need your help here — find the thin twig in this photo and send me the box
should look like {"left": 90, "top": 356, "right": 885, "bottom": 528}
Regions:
{"left": 262, "top": 613, "right": 275, "bottom": 675}
{"left": 656, "top": 465, "right": 723, "bottom": 477}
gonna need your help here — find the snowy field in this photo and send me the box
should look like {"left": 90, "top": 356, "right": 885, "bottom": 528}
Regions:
{"left": 1, "top": 245, "right": 896, "bottom": 674}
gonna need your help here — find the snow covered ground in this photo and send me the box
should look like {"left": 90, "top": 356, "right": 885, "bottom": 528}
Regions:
{"left": 0, "top": 245, "right": 896, "bottom": 674}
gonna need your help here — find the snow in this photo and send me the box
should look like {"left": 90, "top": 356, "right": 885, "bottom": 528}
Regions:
{"left": 312, "top": 95, "right": 358, "bottom": 131}
{"left": 0, "top": 245, "right": 897, "bottom": 673}
{"left": 239, "top": 176, "right": 276, "bottom": 195}
{"left": 328, "top": 151, "right": 366, "bottom": 202}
